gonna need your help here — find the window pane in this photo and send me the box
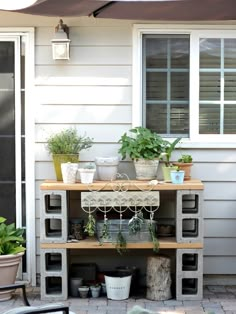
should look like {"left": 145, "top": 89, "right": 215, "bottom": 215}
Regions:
{"left": 146, "top": 38, "right": 167, "bottom": 68}
{"left": 143, "top": 34, "right": 190, "bottom": 136}
{"left": 171, "top": 72, "right": 189, "bottom": 100}
{"left": 224, "top": 39, "right": 236, "bottom": 68}
{"left": 224, "top": 104, "right": 236, "bottom": 134}
{"left": 224, "top": 73, "right": 236, "bottom": 100}
{"left": 146, "top": 104, "right": 167, "bottom": 133}
{"left": 146, "top": 72, "right": 167, "bottom": 100}
{"left": 199, "top": 73, "right": 220, "bottom": 100}
{"left": 200, "top": 39, "right": 221, "bottom": 68}
{"left": 199, "top": 104, "right": 220, "bottom": 134}
{"left": 170, "top": 104, "right": 189, "bottom": 134}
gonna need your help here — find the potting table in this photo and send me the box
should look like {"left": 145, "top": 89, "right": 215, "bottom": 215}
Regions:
{"left": 40, "top": 179, "right": 204, "bottom": 301}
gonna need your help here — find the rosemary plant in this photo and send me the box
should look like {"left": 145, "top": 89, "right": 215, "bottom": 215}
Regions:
{"left": 128, "top": 212, "right": 144, "bottom": 234}
{"left": 148, "top": 221, "right": 159, "bottom": 253}
{"left": 99, "top": 220, "right": 110, "bottom": 244}
{"left": 84, "top": 214, "right": 96, "bottom": 237}
{"left": 115, "top": 230, "right": 127, "bottom": 255}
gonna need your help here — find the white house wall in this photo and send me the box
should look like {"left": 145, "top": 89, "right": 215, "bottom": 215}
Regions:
{"left": 0, "top": 12, "right": 236, "bottom": 283}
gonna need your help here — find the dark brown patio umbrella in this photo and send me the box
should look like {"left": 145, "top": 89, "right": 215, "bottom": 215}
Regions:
{"left": 4, "top": 0, "right": 236, "bottom": 20}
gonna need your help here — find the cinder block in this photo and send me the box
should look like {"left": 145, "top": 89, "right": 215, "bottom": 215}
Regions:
{"left": 176, "top": 249, "right": 203, "bottom": 300}
{"left": 40, "top": 249, "right": 68, "bottom": 301}
{"left": 40, "top": 191, "right": 68, "bottom": 242}
{"left": 176, "top": 190, "right": 203, "bottom": 243}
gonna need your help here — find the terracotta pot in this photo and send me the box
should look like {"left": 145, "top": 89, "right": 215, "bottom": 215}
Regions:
{"left": 0, "top": 253, "right": 24, "bottom": 301}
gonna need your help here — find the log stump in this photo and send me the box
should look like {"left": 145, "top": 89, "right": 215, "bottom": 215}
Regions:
{"left": 146, "top": 255, "right": 172, "bottom": 300}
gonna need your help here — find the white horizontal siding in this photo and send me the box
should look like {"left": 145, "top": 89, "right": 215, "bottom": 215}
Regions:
{"left": 35, "top": 65, "right": 132, "bottom": 86}
{"left": 204, "top": 257, "right": 236, "bottom": 274}
{"left": 35, "top": 104, "right": 131, "bottom": 123}
{"left": 36, "top": 46, "right": 132, "bottom": 65}
{"left": 36, "top": 26, "right": 132, "bottom": 46}
{"left": 35, "top": 86, "right": 131, "bottom": 105}
{"left": 204, "top": 200, "right": 236, "bottom": 218}
{"left": 204, "top": 238, "right": 236, "bottom": 255}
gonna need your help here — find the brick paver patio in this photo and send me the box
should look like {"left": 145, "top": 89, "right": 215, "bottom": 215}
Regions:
{"left": 0, "top": 285, "right": 236, "bottom": 314}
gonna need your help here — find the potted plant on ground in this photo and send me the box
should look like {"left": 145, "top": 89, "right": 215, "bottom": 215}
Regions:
{"left": 0, "top": 216, "right": 26, "bottom": 301}
{"left": 173, "top": 154, "right": 193, "bottom": 180}
{"left": 118, "top": 127, "right": 165, "bottom": 180}
{"left": 46, "top": 127, "right": 93, "bottom": 181}
{"left": 161, "top": 137, "right": 181, "bottom": 182}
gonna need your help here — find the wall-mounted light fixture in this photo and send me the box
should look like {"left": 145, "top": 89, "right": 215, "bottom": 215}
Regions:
{"left": 51, "top": 19, "right": 70, "bottom": 60}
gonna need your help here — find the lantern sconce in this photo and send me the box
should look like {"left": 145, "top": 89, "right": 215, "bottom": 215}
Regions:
{"left": 51, "top": 19, "right": 70, "bottom": 60}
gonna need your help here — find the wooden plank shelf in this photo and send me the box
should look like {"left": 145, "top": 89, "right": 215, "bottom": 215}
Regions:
{"left": 41, "top": 238, "right": 203, "bottom": 250}
{"left": 40, "top": 179, "right": 204, "bottom": 191}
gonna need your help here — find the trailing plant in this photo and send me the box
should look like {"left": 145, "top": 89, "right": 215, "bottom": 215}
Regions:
{"left": 115, "top": 230, "right": 127, "bottom": 255}
{"left": 46, "top": 127, "right": 93, "bottom": 155}
{"left": 118, "top": 127, "right": 165, "bottom": 160}
{"left": 0, "top": 216, "right": 26, "bottom": 255}
{"left": 84, "top": 214, "right": 96, "bottom": 237}
{"left": 148, "top": 221, "right": 159, "bottom": 253}
{"left": 128, "top": 212, "right": 144, "bottom": 234}
{"left": 178, "top": 154, "right": 193, "bottom": 163}
{"left": 161, "top": 137, "right": 182, "bottom": 167}
{"left": 99, "top": 220, "right": 110, "bottom": 244}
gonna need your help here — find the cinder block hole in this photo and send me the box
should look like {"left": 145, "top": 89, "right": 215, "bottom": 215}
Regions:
{"left": 182, "top": 278, "right": 198, "bottom": 295}
{"left": 182, "top": 194, "right": 199, "bottom": 214}
{"left": 45, "top": 219, "right": 62, "bottom": 238}
{"left": 182, "top": 219, "right": 199, "bottom": 238}
{"left": 45, "top": 253, "right": 62, "bottom": 271}
{"left": 182, "top": 253, "right": 198, "bottom": 271}
{"left": 44, "top": 194, "right": 62, "bottom": 214}
{"left": 45, "top": 277, "right": 62, "bottom": 294}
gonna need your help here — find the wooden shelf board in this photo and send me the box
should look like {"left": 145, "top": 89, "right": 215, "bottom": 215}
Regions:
{"left": 41, "top": 238, "right": 203, "bottom": 250}
{"left": 40, "top": 179, "right": 204, "bottom": 191}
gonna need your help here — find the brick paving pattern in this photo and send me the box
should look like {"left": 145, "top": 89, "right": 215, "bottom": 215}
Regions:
{"left": 0, "top": 286, "right": 236, "bottom": 313}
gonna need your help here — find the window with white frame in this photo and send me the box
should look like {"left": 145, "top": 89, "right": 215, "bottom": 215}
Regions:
{"left": 134, "top": 26, "right": 236, "bottom": 141}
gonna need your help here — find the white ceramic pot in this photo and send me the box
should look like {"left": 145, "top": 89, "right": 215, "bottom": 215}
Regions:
{"left": 78, "top": 168, "right": 96, "bottom": 184}
{"left": 95, "top": 157, "right": 119, "bottom": 180}
{"left": 61, "top": 163, "right": 78, "bottom": 184}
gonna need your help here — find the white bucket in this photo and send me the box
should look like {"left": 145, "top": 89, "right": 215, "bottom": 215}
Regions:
{"left": 105, "top": 273, "right": 132, "bottom": 300}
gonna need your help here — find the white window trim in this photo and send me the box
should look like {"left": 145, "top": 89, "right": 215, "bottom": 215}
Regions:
{"left": 133, "top": 24, "right": 236, "bottom": 148}
{"left": 0, "top": 28, "right": 36, "bottom": 285}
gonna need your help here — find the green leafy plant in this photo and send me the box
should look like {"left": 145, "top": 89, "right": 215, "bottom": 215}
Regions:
{"left": 128, "top": 212, "right": 144, "bottom": 234}
{"left": 46, "top": 127, "right": 93, "bottom": 155}
{"left": 118, "top": 127, "right": 165, "bottom": 160}
{"left": 115, "top": 230, "right": 127, "bottom": 255}
{"left": 178, "top": 154, "right": 193, "bottom": 163}
{"left": 161, "top": 137, "right": 182, "bottom": 167}
{"left": 148, "top": 222, "right": 159, "bottom": 253}
{"left": 0, "top": 217, "right": 26, "bottom": 255}
{"left": 84, "top": 214, "right": 96, "bottom": 237}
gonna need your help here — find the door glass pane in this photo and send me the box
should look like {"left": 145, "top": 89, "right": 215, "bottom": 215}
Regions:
{"left": 0, "top": 41, "right": 15, "bottom": 224}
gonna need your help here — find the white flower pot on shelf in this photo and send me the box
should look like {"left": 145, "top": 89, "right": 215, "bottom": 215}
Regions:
{"left": 78, "top": 168, "right": 96, "bottom": 184}
{"left": 61, "top": 162, "right": 78, "bottom": 184}
{"left": 95, "top": 157, "right": 119, "bottom": 180}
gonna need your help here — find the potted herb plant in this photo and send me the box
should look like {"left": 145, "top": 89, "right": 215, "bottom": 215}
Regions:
{"left": 170, "top": 168, "right": 185, "bottom": 184}
{"left": 173, "top": 154, "right": 193, "bottom": 180}
{"left": 161, "top": 137, "right": 181, "bottom": 182}
{"left": 46, "top": 127, "right": 93, "bottom": 181}
{"left": 0, "top": 216, "right": 26, "bottom": 301}
{"left": 118, "top": 127, "right": 165, "bottom": 180}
